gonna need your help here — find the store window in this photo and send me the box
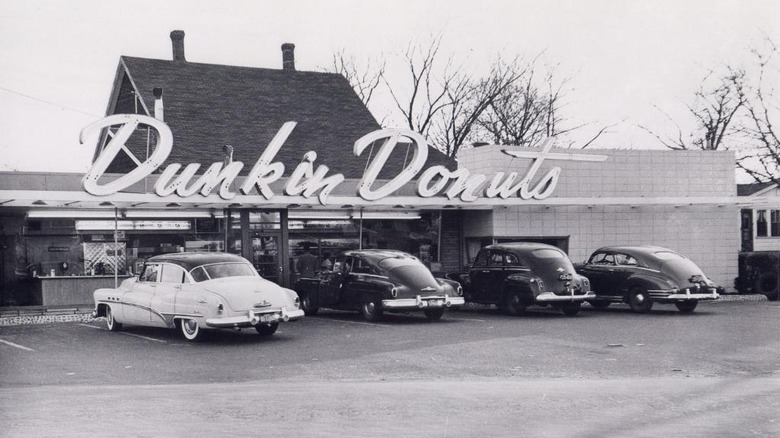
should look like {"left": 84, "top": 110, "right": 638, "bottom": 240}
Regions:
{"left": 288, "top": 211, "right": 442, "bottom": 284}
{"left": 772, "top": 210, "right": 780, "bottom": 237}
{"left": 757, "top": 210, "right": 768, "bottom": 237}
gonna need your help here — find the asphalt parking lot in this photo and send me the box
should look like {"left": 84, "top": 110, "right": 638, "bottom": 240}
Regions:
{"left": 1, "top": 300, "right": 779, "bottom": 437}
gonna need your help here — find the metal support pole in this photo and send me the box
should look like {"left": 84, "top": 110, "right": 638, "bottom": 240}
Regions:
{"left": 114, "top": 207, "right": 118, "bottom": 288}
{"left": 358, "top": 209, "right": 363, "bottom": 250}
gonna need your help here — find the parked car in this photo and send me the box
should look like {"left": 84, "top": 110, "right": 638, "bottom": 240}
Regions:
{"left": 575, "top": 245, "right": 720, "bottom": 313}
{"left": 735, "top": 251, "right": 780, "bottom": 301}
{"left": 454, "top": 242, "right": 594, "bottom": 316}
{"left": 92, "top": 252, "right": 304, "bottom": 341}
{"left": 294, "top": 249, "right": 465, "bottom": 321}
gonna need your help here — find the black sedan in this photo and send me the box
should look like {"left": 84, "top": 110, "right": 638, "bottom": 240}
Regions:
{"left": 575, "top": 245, "right": 720, "bottom": 313}
{"left": 294, "top": 249, "right": 464, "bottom": 321}
{"left": 457, "top": 242, "right": 594, "bottom": 316}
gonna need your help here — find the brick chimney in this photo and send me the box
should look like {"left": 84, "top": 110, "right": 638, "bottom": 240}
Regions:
{"left": 281, "top": 43, "right": 295, "bottom": 71}
{"left": 153, "top": 87, "right": 164, "bottom": 121}
{"left": 170, "top": 30, "right": 186, "bottom": 62}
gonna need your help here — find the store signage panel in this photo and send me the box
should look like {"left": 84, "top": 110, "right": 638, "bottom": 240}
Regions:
{"left": 75, "top": 220, "right": 191, "bottom": 231}
{"left": 82, "top": 115, "right": 607, "bottom": 205}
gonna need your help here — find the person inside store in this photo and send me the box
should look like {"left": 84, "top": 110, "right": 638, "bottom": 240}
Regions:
{"left": 296, "top": 244, "right": 318, "bottom": 279}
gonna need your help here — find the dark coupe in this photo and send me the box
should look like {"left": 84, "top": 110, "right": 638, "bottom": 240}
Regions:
{"left": 294, "top": 249, "right": 465, "bottom": 321}
{"left": 458, "top": 242, "right": 594, "bottom": 316}
{"left": 575, "top": 245, "right": 720, "bottom": 313}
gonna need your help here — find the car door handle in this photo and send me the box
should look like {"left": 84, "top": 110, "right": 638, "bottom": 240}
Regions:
{"left": 481, "top": 270, "right": 490, "bottom": 273}
{"left": 197, "top": 299, "right": 207, "bottom": 304}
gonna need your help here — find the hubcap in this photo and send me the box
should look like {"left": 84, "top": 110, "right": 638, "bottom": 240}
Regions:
{"left": 634, "top": 293, "right": 645, "bottom": 303}
{"left": 184, "top": 320, "right": 196, "bottom": 333}
{"left": 365, "top": 302, "right": 376, "bottom": 314}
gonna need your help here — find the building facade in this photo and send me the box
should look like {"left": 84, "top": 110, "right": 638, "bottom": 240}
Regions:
{"left": 0, "top": 30, "right": 745, "bottom": 306}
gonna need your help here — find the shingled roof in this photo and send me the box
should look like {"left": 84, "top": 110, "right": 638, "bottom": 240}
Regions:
{"left": 98, "top": 41, "right": 455, "bottom": 179}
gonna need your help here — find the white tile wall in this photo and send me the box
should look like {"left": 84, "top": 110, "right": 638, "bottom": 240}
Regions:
{"left": 462, "top": 205, "right": 738, "bottom": 290}
{"left": 458, "top": 146, "right": 739, "bottom": 290}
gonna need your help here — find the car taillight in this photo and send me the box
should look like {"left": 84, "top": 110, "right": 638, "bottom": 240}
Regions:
{"left": 294, "top": 297, "right": 301, "bottom": 309}
{"left": 217, "top": 303, "right": 224, "bottom": 314}
{"left": 457, "top": 285, "right": 463, "bottom": 296}
{"left": 391, "top": 287, "right": 398, "bottom": 298}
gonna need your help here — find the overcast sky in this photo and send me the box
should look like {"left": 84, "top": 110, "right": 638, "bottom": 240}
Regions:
{"left": 0, "top": 0, "right": 777, "bottom": 179}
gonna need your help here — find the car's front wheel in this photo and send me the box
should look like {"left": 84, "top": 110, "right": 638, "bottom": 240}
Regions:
{"left": 255, "top": 322, "right": 279, "bottom": 336}
{"left": 105, "top": 306, "right": 122, "bottom": 332}
{"left": 560, "top": 302, "right": 581, "bottom": 316}
{"left": 675, "top": 301, "right": 698, "bottom": 313}
{"left": 300, "top": 293, "right": 320, "bottom": 316}
{"left": 504, "top": 292, "right": 526, "bottom": 316}
{"left": 360, "top": 297, "right": 383, "bottom": 321}
{"left": 179, "top": 318, "right": 203, "bottom": 342}
{"left": 755, "top": 271, "right": 780, "bottom": 301}
{"left": 423, "top": 308, "right": 445, "bottom": 321}
{"left": 628, "top": 286, "right": 653, "bottom": 313}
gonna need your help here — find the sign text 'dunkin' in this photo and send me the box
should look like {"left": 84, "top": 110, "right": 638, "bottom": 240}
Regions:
{"left": 80, "top": 115, "right": 607, "bottom": 204}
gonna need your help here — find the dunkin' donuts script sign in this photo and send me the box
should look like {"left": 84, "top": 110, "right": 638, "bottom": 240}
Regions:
{"left": 81, "top": 115, "right": 607, "bottom": 205}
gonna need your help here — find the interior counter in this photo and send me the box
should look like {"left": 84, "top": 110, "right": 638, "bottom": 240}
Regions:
{"left": 33, "top": 275, "right": 133, "bottom": 306}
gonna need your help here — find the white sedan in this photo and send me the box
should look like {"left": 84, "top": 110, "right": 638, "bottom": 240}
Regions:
{"left": 92, "top": 252, "right": 304, "bottom": 341}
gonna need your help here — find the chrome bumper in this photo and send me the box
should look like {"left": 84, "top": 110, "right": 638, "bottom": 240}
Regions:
{"left": 535, "top": 291, "right": 596, "bottom": 302}
{"left": 382, "top": 295, "right": 465, "bottom": 310}
{"left": 665, "top": 291, "right": 719, "bottom": 301}
{"left": 205, "top": 307, "right": 305, "bottom": 328}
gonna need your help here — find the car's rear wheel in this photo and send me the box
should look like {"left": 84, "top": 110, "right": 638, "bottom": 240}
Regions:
{"left": 105, "top": 306, "right": 122, "bottom": 332}
{"left": 561, "top": 302, "right": 581, "bottom": 316}
{"left": 360, "top": 297, "right": 383, "bottom": 321}
{"left": 300, "top": 293, "right": 319, "bottom": 316}
{"left": 255, "top": 322, "right": 279, "bottom": 336}
{"left": 423, "top": 308, "right": 445, "bottom": 321}
{"left": 628, "top": 286, "right": 653, "bottom": 313}
{"left": 590, "top": 300, "right": 611, "bottom": 310}
{"left": 675, "top": 301, "right": 698, "bottom": 313}
{"left": 504, "top": 292, "right": 526, "bottom": 316}
{"left": 179, "top": 318, "right": 203, "bottom": 342}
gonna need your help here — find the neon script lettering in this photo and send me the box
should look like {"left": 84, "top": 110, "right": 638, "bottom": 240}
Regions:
{"left": 81, "top": 115, "right": 607, "bottom": 204}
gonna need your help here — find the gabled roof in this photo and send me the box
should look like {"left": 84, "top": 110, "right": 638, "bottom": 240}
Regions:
{"left": 737, "top": 182, "right": 777, "bottom": 197}
{"left": 101, "top": 56, "right": 455, "bottom": 179}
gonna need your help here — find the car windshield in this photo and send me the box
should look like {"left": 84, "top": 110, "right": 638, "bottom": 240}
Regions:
{"left": 378, "top": 255, "right": 422, "bottom": 271}
{"left": 190, "top": 262, "right": 257, "bottom": 282}
{"left": 653, "top": 251, "right": 685, "bottom": 261}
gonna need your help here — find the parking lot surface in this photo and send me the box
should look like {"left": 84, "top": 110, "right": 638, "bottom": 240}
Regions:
{"left": 1, "top": 300, "right": 779, "bottom": 437}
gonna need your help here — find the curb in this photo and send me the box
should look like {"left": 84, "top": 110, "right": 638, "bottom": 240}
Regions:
{"left": 0, "top": 313, "right": 98, "bottom": 326}
{"left": 712, "top": 294, "right": 768, "bottom": 302}
{"left": 0, "top": 305, "right": 97, "bottom": 327}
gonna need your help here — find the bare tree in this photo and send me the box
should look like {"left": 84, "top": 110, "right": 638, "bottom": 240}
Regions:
{"left": 737, "top": 37, "right": 780, "bottom": 184}
{"left": 330, "top": 49, "right": 385, "bottom": 108}
{"left": 384, "top": 36, "right": 454, "bottom": 139}
{"left": 333, "top": 38, "right": 603, "bottom": 157}
{"left": 643, "top": 67, "right": 747, "bottom": 151}
{"left": 475, "top": 60, "right": 565, "bottom": 147}
{"left": 430, "top": 58, "right": 527, "bottom": 157}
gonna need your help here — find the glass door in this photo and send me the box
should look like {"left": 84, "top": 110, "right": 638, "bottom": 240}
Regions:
{"left": 251, "top": 232, "right": 281, "bottom": 284}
